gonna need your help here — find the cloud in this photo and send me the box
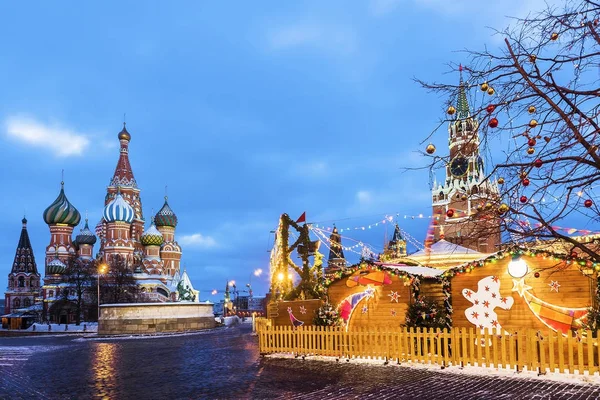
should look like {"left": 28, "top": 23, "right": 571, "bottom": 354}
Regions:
{"left": 369, "top": 0, "right": 403, "bottom": 16}
{"left": 290, "top": 161, "right": 330, "bottom": 178}
{"left": 5, "top": 115, "right": 90, "bottom": 157}
{"left": 179, "top": 233, "right": 219, "bottom": 249}
{"left": 356, "top": 190, "right": 373, "bottom": 205}
{"left": 267, "top": 22, "right": 357, "bottom": 55}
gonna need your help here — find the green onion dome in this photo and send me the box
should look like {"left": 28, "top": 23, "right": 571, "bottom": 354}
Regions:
{"left": 103, "top": 190, "right": 135, "bottom": 223}
{"left": 43, "top": 182, "right": 81, "bottom": 226}
{"left": 75, "top": 219, "right": 97, "bottom": 245}
{"left": 140, "top": 220, "right": 164, "bottom": 246}
{"left": 47, "top": 257, "right": 66, "bottom": 274}
{"left": 154, "top": 197, "right": 178, "bottom": 227}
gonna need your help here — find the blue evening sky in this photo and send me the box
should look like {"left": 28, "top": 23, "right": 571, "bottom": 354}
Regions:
{"left": 0, "top": 0, "right": 560, "bottom": 298}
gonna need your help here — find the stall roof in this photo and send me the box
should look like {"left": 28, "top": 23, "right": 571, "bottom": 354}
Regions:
{"left": 374, "top": 263, "right": 444, "bottom": 278}
{"left": 410, "top": 239, "right": 482, "bottom": 257}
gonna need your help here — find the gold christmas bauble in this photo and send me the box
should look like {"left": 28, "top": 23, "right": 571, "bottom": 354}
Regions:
{"left": 529, "top": 54, "right": 537, "bottom": 63}
{"left": 426, "top": 143, "right": 436, "bottom": 154}
{"left": 480, "top": 82, "right": 489, "bottom": 92}
{"left": 485, "top": 202, "right": 493, "bottom": 209}
{"left": 487, "top": 87, "right": 495, "bottom": 95}
{"left": 498, "top": 203, "right": 509, "bottom": 214}
{"left": 461, "top": 194, "right": 468, "bottom": 201}
{"left": 529, "top": 119, "right": 538, "bottom": 128}
{"left": 520, "top": 171, "right": 528, "bottom": 179}
{"left": 447, "top": 106, "right": 456, "bottom": 115}
{"left": 498, "top": 177, "right": 505, "bottom": 185}
{"left": 528, "top": 105, "right": 536, "bottom": 114}
{"left": 527, "top": 147, "right": 535, "bottom": 155}
{"left": 551, "top": 32, "right": 559, "bottom": 41}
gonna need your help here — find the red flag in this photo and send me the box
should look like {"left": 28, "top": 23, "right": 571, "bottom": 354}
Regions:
{"left": 296, "top": 212, "right": 306, "bottom": 223}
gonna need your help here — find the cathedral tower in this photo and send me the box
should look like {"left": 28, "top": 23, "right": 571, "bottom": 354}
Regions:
{"left": 140, "top": 218, "right": 165, "bottom": 274}
{"left": 97, "top": 124, "right": 145, "bottom": 252}
{"left": 154, "top": 197, "right": 182, "bottom": 277}
{"left": 75, "top": 218, "right": 97, "bottom": 260}
{"left": 42, "top": 181, "right": 81, "bottom": 275}
{"left": 431, "top": 69, "right": 501, "bottom": 253}
{"left": 5, "top": 218, "right": 41, "bottom": 314}
{"left": 102, "top": 188, "right": 136, "bottom": 264}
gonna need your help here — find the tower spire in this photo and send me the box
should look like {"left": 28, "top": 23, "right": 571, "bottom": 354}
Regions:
{"left": 456, "top": 65, "right": 470, "bottom": 119}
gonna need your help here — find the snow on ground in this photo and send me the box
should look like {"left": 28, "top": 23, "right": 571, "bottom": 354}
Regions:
{"left": 24, "top": 322, "right": 98, "bottom": 333}
{"left": 265, "top": 353, "right": 600, "bottom": 385}
{"left": 215, "top": 316, "right": 243, "bottom": 326}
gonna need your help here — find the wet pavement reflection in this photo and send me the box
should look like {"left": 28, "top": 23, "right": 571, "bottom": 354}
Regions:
{"left": 1, "top": 324, "right": 600, "bottom": 399}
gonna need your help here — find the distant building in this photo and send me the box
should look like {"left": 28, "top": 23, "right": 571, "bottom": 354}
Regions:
{"left": 2, "top": 218, "right": 41, "bottom": 328}
{"left": 325, "top": 226, "right": 346, "bottom": 278}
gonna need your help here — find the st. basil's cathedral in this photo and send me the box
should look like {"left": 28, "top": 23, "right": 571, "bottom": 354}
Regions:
{"left": 4, "top": 124, "right": 196, "bottom": 323}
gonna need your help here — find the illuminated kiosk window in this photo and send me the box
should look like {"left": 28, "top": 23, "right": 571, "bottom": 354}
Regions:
{"left": 508, "top": 256, "right": 528, "bottom": 278}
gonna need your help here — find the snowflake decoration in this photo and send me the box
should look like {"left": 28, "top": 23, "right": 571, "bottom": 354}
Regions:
{"left": 361, "top": 305, "right": 368, "bottom": 314}
{"left": 299, "top": 306, "right": 307, "bottom": 314}
{"left": 388, "top": 290, "right": 400, "bottom": 303}
{"left": 549, "top": 280, "right": 561, "bottom": 292}
{"left": 391, "top": 309, "right": 397, "bottom": 317}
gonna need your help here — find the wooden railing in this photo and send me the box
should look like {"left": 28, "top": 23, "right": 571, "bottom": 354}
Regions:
{"left": 255, "top": 320, "right": 600, "bottom": 375}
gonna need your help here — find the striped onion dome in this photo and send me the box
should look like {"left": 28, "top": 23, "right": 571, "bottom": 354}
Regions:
{"left": 43, "top": 183, "right": 81, "bottom": 226}
{"left": 154, "top": 197, "right": 178, "bottom": 227}
{"left": 103, "top": 190, "right": 134, "bottom": 223}
{"left": 47, "top": 257, "right": 66, "bottom": 274}
{"left": 140, "top": 220, "right": 164, "bottom": 246}
{"left": 75, "top": 219, "right": 97, "bottom": 245}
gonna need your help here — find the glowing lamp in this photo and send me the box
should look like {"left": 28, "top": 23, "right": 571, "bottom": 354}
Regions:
{"left": 508, "top": 256, "right": 528, "bottom": 278}
{"left": 277, "top": 272, "right": 285, "bottom": 282}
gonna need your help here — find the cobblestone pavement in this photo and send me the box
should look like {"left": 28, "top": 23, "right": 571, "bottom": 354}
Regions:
{"left": 1, "top": 324, "right": 599, "bottom": 399}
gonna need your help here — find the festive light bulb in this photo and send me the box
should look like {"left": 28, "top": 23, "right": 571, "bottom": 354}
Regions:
{"left": 508, "top": 256, "right": 528, "bottom": 278}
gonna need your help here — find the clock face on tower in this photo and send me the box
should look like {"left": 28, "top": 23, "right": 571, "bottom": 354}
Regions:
{"left": 450, "top": 157, "right": 469, "bottom": 177}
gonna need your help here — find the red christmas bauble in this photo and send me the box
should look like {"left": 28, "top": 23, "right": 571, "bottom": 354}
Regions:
{"left": 446, "top": 209, "right": 455, "bottom": 218}
{"left": 486, "top": 104, "right": 495, "bottom": 114}
{"left": 534, "top": 159, "right": 543, "bottom": 168}
{"left": 584, "top": 199, "right": 593, "bottom": 208}
{"left": 528, "top": 138, "right": 537, "bottom": 146}
{"left": 522, "top": 178, "right": 530, "bottom": 186}
{"left": 534, "top": 272, "right": 540, "bottom": 278}
{"left": 520, "top": 195, "right": 528, "bottom": 204}
{"left": 489, "top": 118, "right": 499, "bottom": 128}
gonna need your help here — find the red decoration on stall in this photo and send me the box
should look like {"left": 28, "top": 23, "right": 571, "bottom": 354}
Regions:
{"left": 446, "top": 209, "right": 455, "bottom": 218}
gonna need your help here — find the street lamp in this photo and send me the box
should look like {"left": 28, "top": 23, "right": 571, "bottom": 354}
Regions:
{"left": 97, "top": 264, "right": 107, "bottom": 322}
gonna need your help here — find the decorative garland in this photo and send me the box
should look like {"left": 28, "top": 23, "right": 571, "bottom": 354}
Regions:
{"left": 441, "top": 246, "right": 600, "bottom": 279}
{"left": 441, "top": 276, "right": 452, "bottom": 328}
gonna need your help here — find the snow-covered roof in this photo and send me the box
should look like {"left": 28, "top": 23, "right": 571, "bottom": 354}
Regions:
{"left": 410, "top": 239, "right": 481, "bottom": 257}
{"left": 374, "top": 263, "right": 444, "bottom": 278}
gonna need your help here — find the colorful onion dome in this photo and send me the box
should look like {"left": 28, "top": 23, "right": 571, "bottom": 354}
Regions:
{"left": 140, "top": 220, "right": 164, "bottom": 246}
{"left": 103, "top": 189, "right": 134, "bottom": 223}
{"left": 154, "top": 197, "right": 178, "bottom": 227}
{"left": 118, "top": 123, "right": 131, "bottom": 141}
{"left": 43, "top": 182, "right": 81, "bottom": 227}
{"left": 47, "top": 257, "right": 66, "bottom": 274}
{"left": 75, "top": 219, "right": 97, "bottom": 245}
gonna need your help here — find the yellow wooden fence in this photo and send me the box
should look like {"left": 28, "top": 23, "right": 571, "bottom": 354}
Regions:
{"left": 255, "top": 320, "right": 600, "bottom": 376}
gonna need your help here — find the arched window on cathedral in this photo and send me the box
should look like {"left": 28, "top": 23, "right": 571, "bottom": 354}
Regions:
{"left": 13, "top": 298, "right": 20, "bottom": 309}
{"left": 18, "top": 276, "right": 25, "bottom": 287}
{"left": 24, "top": 298, "right": 31, "bottom": 307}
